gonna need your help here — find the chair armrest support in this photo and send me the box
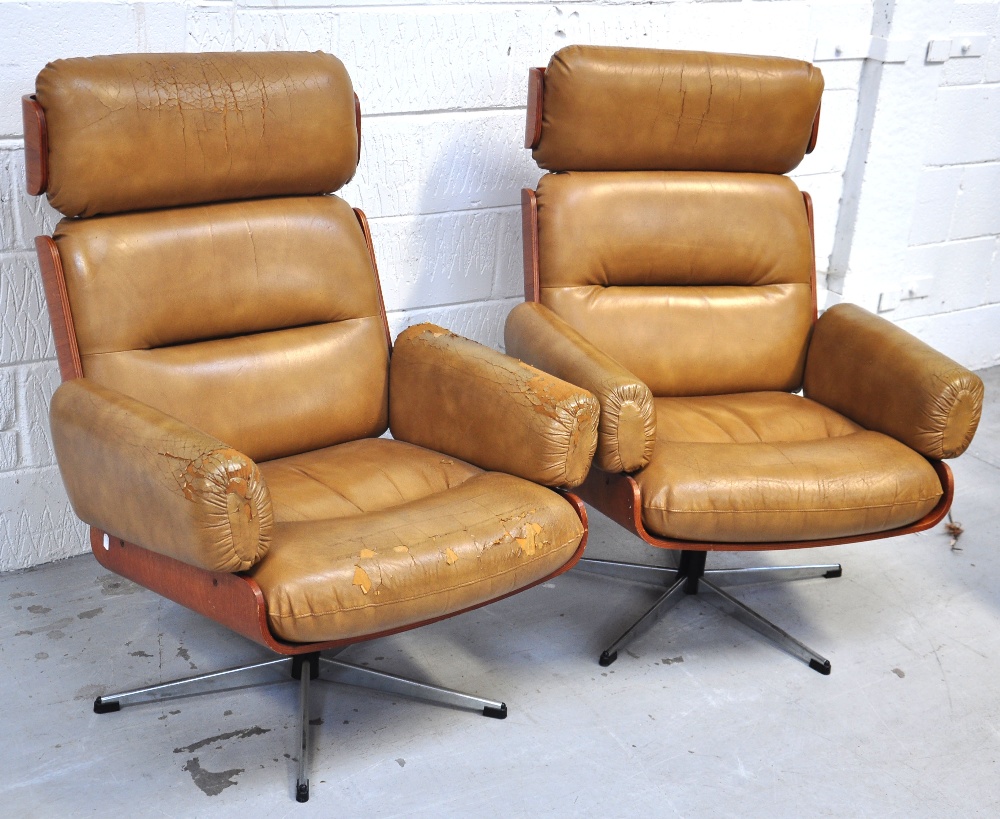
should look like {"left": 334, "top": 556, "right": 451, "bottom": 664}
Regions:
{"left": 50, "top": 378, "right": 273, "bottom": 571}
{"left": 505, "top": 302, "right": 656, "bottom": 472}
{"left": 803, "top": 303, "right": 983, "bottom": 459}
{"left": 389, "top": 324, "right": 599, "bottom": 487}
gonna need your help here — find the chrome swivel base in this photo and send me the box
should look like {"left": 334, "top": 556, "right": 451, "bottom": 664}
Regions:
{"left": 93, "top": 649, "right": 507, "bottom": 803}
{"left": 581, "top": 550, "right": 841, "bottom": 674}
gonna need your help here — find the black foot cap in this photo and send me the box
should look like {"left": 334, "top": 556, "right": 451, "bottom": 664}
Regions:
{"left": 824, "top": 566, "right": 843, "bottom": 579}
{"left": 93, "top": 697, "right": 120, "bottom": 714}
{"left": 809, "top": 658, "right": 832, "bottom": 675}
{"left": 296, "top": 781, "right": 309, "bottom": 803}
{"left": 599, "top": 650, "right": 617, "bottom": 667}
{"left": 483, "top": 703, "right": 507, "bottom": 720}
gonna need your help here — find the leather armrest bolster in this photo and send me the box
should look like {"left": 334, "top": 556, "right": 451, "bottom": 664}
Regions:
{"left": 389, "top": 324, "right": 599, "bottom": 487}
{"left": 803, "top": 303, "right": 983, "bottom": 459}
{"left": 50, "top": 378, "right": 273, "bottom": 572}
{"left": 505, "top": 302, "right": 656, "bottom": 472}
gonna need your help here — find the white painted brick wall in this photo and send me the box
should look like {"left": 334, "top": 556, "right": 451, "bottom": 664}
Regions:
{"left": 0, "top": 0, "right": 997, "bottom": 571}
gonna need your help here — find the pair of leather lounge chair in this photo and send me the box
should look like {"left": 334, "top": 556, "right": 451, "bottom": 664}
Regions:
{"left": 23, "top": 46, "right": 983, "bottom": 801}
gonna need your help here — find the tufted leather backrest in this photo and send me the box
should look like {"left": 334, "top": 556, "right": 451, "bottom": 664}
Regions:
{"left": 32, "top": 52, "right": 389, "bottom": 461}
{"left": 528, "top": 46, "right": 823, "bottom": 396}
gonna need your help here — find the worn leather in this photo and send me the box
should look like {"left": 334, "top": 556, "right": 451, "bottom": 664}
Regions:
{"left": 637, "top": 392, "right": 943, "bottom": 542}
{"left": 390, "top": 324, "right": 599, "bottom": 487}
{"left": 250, "top": 468, "right": 584, "bottom": 643}
{"left": 534, "top": 46, "right": 823, "bottom": 173}
{"left": 38, "top": 51, "right": 590, "bottom": 650}
{"left": 56, "top": 196, "right": 379, "bottom": 355}
{"left": 804, "top": 303, "right": 984, "bottom": 459}
{"left": 36, "top": 52, "right": 358, "bottom": 217}
{"left": 505, "top": 302, "right": 655, "bottom": 472}
{"left": 50, "top": 378, "right": 272, "bottom": 572}
{"left": 535, "top": 171, "right": 813, "bottom": 396}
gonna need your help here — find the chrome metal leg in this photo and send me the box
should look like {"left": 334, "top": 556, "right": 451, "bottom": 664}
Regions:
{"left": 599, "top": 574, "right": 688, "bottom": 667}
{"left": 295, "top": 656, "right": 313, "bottom": 803}
{"left": 92, "top": 657, "right": 290, "bottom": 713}
{"left": 317, "top": 658, "right": 507, "bottom": 719}
{"left": 704, "top": 563, "right": 841, "bottom": 587}
{"left": 700, "top": 578, "right": 831, "bottom": 674}
{"left": 577, "top": 557, "right": 679, "bottom": 586}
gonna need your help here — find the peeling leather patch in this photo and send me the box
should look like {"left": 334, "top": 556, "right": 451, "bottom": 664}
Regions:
{"left": 445, "top": 547, "right": 459, "bottom": 565}
{"left": 515, "top": 522, "right": 543, "bottom": 556}
{"left": 353, "top": 565, "right": 372, "bottom": 594}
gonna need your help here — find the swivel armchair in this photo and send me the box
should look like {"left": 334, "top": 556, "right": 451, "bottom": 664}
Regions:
{"left": 24, "top": 51, "right": 599, "bottom": 801}
{"left": 506, "top": 45, "right": 983, "bottom": 674}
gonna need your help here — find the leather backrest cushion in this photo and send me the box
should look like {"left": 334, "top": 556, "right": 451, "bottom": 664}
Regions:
{"left": 536, "top": 171, "right": 812, "bottom": 288}
{"left": 534, "top": 46, "right": 823, "bottom": 173}
{"left": 36, "top": 52, "right": 358, "bottom": 216}
{"left": 57, "top": 195, "right": 376, "bottom": 354}
{"left": 536, "top": 171, "right": 813, "bottom": 396}
{"left": 57, "top": 195, "right": 389, "bottom": 461}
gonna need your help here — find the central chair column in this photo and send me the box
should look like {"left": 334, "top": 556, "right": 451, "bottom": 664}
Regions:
{"left": 678, "top": 550, "right": 707, "bottom": 595}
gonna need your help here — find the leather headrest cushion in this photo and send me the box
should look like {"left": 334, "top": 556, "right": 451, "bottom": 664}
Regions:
{"left": 533, "top": 46, "right": 823, "bottom": 174}
{"left": 36, "top": 51, "right": 358, "bottom": 216}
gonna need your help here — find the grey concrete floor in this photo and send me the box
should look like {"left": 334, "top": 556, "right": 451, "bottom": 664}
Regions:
{"left": 3, "top": 367, "right": 1000, "bottom": 818}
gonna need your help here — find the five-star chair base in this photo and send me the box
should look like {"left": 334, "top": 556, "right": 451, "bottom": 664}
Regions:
{"left": 579, "top": 551, "right": 841, "bottom": 674}
{"left": 93, "top": 649, "right": 507, "bottom": 802}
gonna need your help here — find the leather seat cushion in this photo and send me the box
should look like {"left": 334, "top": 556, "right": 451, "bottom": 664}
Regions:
{"left": 251, "top": 439, "right": 584, "bottom": 642}
{"left": 259, "top": 438, "right": 482, "bottom": 522}
{"left": 636, "top": 392, "right": 943, "bottom": 543}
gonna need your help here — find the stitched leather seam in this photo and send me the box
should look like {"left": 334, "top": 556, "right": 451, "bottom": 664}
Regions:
{"left": 644, "top": 496, "right": 941, "bottom": 514}
{"left": 611, "top": 399, "right": 639, "bottom": 468}
{"left": 265, "top": 534, "right": 580, "bottom": 620}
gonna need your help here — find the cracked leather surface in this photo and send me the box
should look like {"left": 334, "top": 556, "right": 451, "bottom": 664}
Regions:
{"left": 251, "top": 444, "right": 583, "bottom": 642}
{"left": 533, "top": 45, "right": 823, "bottom": 173}
{"left": 637, "top": 392, "right": 943, "bottom": 543}
{"left": 804, "top": 304, "right": 984, "bottom": 460}
{"left": 36, "top": 52, "right": 358, "bottom": 217}
{"left": 389, "top": 324, "right": 599, "bottom": 488}
{"left": 505, "top": 302, "right": 655, "bottom": 473}
{"left": 534, "top": 171, "right": 813, "bottom": 396}
{"left": 50, "top": 378, "right": 272, "bottom": 572}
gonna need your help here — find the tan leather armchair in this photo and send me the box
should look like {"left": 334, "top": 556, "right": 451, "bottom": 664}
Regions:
{"left": 506, "top": 45, "right": 984, "bottom": 674}
{"left": 24, "top": 52, "right": 598, "bottom": 801}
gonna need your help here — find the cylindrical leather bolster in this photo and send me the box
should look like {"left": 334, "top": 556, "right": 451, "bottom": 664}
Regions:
{"left": 50, "top": 378, "right": 273, "bottom": 571}
{"left": 533, "top": 45, "right": 823, "bottom": 174}
{"left": 36, "top": 52, "right": 358, "bottom": 217}
{"left": 505, "top": 302, "right": 655, "bottom": 473}
{"left": 389, "top": 324, "right": 599, "bottom": 487}
{"left": 804, "top": 304, "right": 983, "bottom": 459}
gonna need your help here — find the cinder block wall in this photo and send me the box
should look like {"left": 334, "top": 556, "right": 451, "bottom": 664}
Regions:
{"left": 0, "top": 0, "right": 997, "bottom": 571}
